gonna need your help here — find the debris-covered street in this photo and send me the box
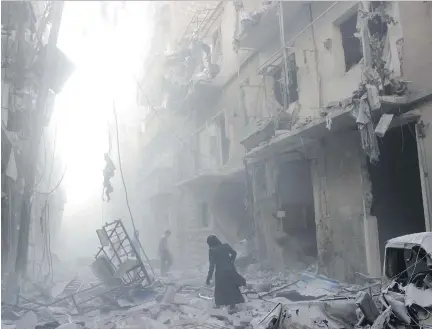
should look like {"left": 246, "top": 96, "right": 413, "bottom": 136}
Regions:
{"left": 2, "top": 1, "right": 432, "bottom": 329}
{"left": 2, "top": 223, "right": 432, "bottom": 329}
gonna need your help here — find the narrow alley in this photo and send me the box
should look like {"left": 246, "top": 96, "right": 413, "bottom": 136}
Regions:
{"left": 2, "top": 1, "right": 432, "bottom": 329}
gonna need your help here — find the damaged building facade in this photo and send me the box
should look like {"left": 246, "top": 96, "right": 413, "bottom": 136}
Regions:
{"left": 1, "top": 1, "right": 74, "bottom": 298}
{"left": 136, "top": 1, "right": 432, "bottom": 280}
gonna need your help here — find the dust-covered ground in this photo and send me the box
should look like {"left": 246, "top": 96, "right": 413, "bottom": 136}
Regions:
{"left": 2, "top": 259, "right": 370, "bottom": 329}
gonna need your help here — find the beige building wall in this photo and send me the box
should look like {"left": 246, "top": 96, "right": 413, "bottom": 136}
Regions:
{"left": 136, "top": 1, "right": 432, "bottom": 276}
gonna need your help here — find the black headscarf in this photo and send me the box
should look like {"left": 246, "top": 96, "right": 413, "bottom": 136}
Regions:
{"left": 207, "top": 235, "right": 222, "bottom": 247}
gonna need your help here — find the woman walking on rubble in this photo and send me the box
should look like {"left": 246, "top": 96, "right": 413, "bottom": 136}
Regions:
{"left": 206, "top": 235, "right": 246, "bottom": 309}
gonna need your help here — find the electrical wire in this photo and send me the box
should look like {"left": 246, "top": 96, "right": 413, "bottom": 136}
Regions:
{"left": 46, "top": 124, "right": 58, "bottom": 187}
{"left": 33, "top": 130, "right": 47, "bottom": 188}
{"left": 33, "top": 165, "right": 67, "bottom": 195}
{"left": 33, "top": 122, "right": 58, "bottom": 190}
{"left": 36, "top": 202, "right": 48, "bottom": 281}
{"left": 47, "top": 202, "right": 54, "bottom": 282}
{"left": 112, "top": 101, "right": 156, "bottom": 278}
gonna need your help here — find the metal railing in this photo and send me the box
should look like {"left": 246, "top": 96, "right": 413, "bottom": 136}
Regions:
{"left": 176, "top": 1, "right": 224, "bottom": 49}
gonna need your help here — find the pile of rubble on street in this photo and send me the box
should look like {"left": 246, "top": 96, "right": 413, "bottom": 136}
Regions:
{"left": 2, "top": 225, "right": 431, "bottom": 329}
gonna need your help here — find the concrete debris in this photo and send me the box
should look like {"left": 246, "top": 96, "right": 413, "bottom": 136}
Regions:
{"left": 238, "top": 2, "right": 274, "bottom": 37}
{"left": 240, "top": 119, "right": 275, "bottom": 152}
{"left": 9, "top": 234, "right": 431, "bottom": 329}
{"left": 374, "top": 114, "right": 394, "bottom": 138}
{"left": 160, "top": 286, "right": 176, "bottom": 305}
{"left": 370, "top": 306, "right": 391, "bottom": 329}
{"left": 54, "top": 324, "right": 83, "bottom": 329}
{"left": 15, "top": 312, "right": 37, "bottom": 329}
{"left": 384, "top": 293, "right": 411, "bottom": 324}
{"left": 355, "top": 291, "right": 380, "bottom": 324}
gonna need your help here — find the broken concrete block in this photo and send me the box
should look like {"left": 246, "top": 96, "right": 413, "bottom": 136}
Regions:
{"left": 16, "top": 311, "right": 37, "bottom": 329}
{"left": 252, "top": 283, "right": 272, "bottom": 293}
{"left": 355, "top": 291, "right": 380, "bottom": 324}
{"left": 370, "top": 306, "right": 391, "bottom": 329}
{"left": 97, "top": 317, "right": 116, "bottom": 329}
{"left": 179, "top": 305, "right": 202, "bottom": 317}
{"left": 173, "top": 294, "right": 189, "bottom": 305}
{"left": 208, "top": 308, "right": 230, "bottom": 321}
{"left": 385, "top": 294, "right": 411, "bottom": 324}
{"left": 160, "top": 286, "right": 176, "bottom": 305}
{"left": 54, "top": 324, "right": 83, "bottom": 329}
{"left": 239, "top": 314, "right": 253, "bottom": 325}
{"left": 139, "top": 317, "right": 168, "bottom": 329}
{"left": 35, "top": 322, "right": 60, "bottom": 329}
{"left": 157, "top": 310, "right": 174, "bottom": 324}
{"left": 374, "top": 114, "right": 393, "bottom": 138}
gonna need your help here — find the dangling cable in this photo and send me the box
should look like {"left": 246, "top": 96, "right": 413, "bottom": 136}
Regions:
{"left": 112, "top": 101, "right": 156, "bottom": 278}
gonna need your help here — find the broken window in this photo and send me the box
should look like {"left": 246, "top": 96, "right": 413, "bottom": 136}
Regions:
{"left": 273, "top": 53, "right": 299, "bottom": 108}
{"left": 340, "top": 12, "right": 363, "bottom": 71}
{"left": 200, "top": 202, "right": 210, "bottom": 227}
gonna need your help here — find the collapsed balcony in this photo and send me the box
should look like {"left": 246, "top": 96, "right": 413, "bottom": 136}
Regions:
{"left": 163, "top": 44, "right": 222, "bottom": 114}
{"left": 161, "top": 3, "right": 224, "bottom": 114}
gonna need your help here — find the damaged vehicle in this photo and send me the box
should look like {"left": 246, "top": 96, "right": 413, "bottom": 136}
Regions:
{"left": 257, "top": 233, "right": 432, "bottom": 329}
{"left": 378, "top": 233, "right": 432, "bottom": 328}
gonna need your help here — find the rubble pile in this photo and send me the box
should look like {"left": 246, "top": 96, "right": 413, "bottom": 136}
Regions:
{"left": 2, "top": 264, "right": 374, "bottom": 329}
{"left": 4, "top": 234, "right": 431, "bottom": 329}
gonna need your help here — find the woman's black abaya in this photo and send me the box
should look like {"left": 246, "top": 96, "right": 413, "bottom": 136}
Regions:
{"left": 206, "top": 236, "right": 246, "bottom": 306}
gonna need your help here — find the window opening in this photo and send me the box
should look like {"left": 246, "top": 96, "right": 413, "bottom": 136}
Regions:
{"left": 340, "top": 12, "right": 363, "bottom": 71}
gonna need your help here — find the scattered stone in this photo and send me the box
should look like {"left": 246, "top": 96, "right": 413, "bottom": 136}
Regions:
{"left": 173, "top": 294, "right": 189, "bottom": 305}
{"left": 35, "top": 321, "right": 60, "bottom": 329}
{"left": 208, "top": 308, "right": 230, "bottom": 321}
{"left": 16, "top": 312, "right": 37, "bottom": 329}
{"left": 178, "top": 305, "right": 202, "bottom": 317}
{"left": 249, "top": 283, "right": 272, "bottom": 293}
{"left": 160, "top": 286, "right": 176, "bottom": 305}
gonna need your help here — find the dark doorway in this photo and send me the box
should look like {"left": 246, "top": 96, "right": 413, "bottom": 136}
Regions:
{"left": 277, "top": 158, "right": 317, "bottom": 265}
{"left": 213, "top": 180, "right": 250, "bottom": 242}
{"left": 368, "top": 123, "right": 425, "bottom": 261}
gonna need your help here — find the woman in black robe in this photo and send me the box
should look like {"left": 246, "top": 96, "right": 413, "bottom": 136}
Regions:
{"left": 206, "top": 235, "right": 246, "bottom": 308}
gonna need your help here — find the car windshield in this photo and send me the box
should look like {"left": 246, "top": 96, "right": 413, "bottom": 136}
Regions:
{"left": 385, "top": 246, "right": 430, "bottom": 285}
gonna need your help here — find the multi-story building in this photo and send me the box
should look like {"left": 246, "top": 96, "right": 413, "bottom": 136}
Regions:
{"left": 137, "top": 1, "right": 432, "bottom": 280}
{"left": 1, "top": 1, "right": 73, "bottom": 297}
